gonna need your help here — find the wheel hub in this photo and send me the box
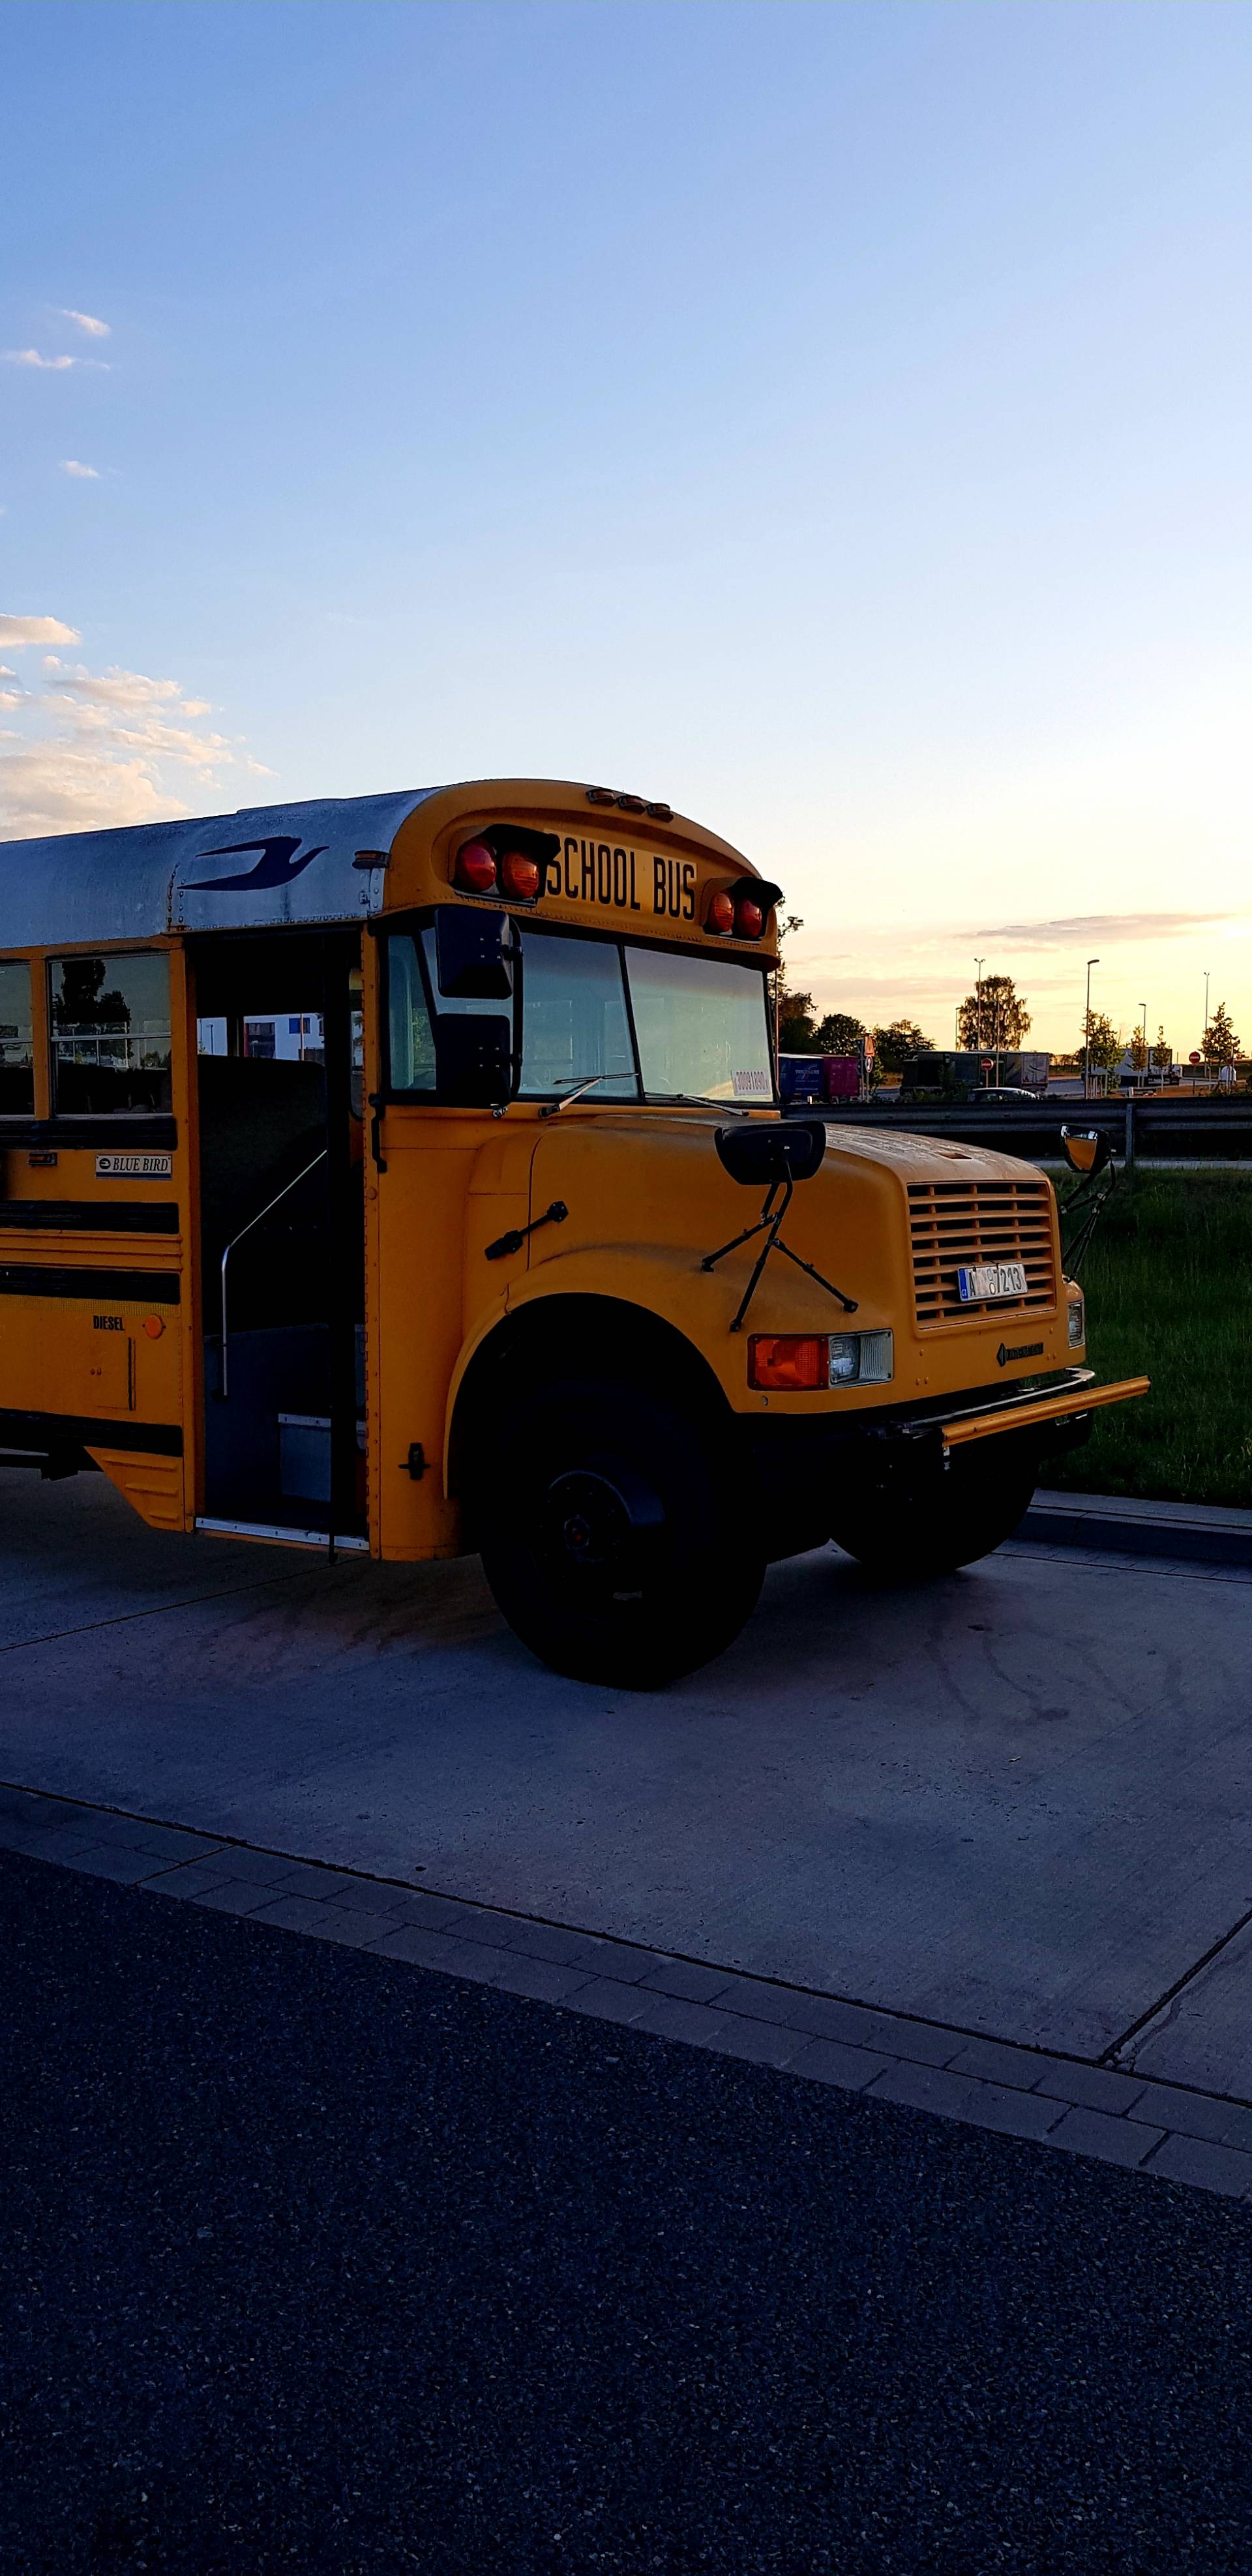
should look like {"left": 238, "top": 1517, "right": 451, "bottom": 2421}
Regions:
{"left": 544, "top": 1471, "right": 631, "bottom": 1574}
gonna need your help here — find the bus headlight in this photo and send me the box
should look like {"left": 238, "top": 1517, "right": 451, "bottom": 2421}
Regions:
{"left": 1067, "top": 1293, "right": 1086, "bottom": 1349}
{"left": 829, "top": 1330, "right": 894, "bottom": 1385}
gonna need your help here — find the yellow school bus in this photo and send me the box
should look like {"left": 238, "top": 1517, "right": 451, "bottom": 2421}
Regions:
{"left": 0, "top": 777, "right": 1145, "bottom": 1683}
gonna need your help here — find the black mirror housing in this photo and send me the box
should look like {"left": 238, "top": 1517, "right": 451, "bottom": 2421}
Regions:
{"left": 434, "top": 1014, "right": 513, "bottom": 1107}
{"left": 435, "top": 905, "right": 514, "bottom": 1000}
{"left": 1060, "top": 1125, "right": 1112, "bottom": 1177}
{"left": 715, "top": 1119, "right": 826, "bottom": 1188}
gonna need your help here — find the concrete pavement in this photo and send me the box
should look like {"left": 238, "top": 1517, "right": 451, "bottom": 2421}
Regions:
{"left": 3, "top": 1466, "right": 1251, "bottom": 2100}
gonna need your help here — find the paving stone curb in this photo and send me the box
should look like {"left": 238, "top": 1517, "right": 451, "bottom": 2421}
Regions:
{"left": 5, "top": 1781, "right": 1252, "bottom": 2206}
{"left": 1021, "top": 1489, "right": 1252, "bottom": 1571}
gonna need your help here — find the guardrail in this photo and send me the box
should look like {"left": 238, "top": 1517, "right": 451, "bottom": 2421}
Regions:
{"left": 800, "top": 1098, "right": 1252, "bottom": 1163}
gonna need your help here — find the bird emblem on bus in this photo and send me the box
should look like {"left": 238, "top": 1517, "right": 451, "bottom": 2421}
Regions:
{"left": 190, "top": 835, "right": 327, "bottom": 891}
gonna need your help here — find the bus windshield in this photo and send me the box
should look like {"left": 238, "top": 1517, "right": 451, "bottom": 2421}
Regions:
{"left": 625, "top": 947, "right": 773, "bottom": 1104}
{"left": 387, "top": 922, "right": 775, "bottom": 1105}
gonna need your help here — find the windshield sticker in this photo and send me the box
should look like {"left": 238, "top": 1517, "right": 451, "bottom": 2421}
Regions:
{"left": 732, "top": 1068, "right": 771, "bottom": 1098}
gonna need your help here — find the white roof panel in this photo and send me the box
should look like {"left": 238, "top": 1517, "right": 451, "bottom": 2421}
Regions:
{"left": 0, "top": 788, "right": 436, "bottom": 948}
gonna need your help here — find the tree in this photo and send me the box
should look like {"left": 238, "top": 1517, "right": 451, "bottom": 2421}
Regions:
{"left": 814, "top": 1011, "right": 865, "bottom": 1056}
{"left": 1129, "top": 1023, "right": 1148, "bottom": 1072}
{"left": 775, "top": 914, "right": 816, "bottom": 1050}
{"left": 956, "top": 974, "right": 1030, "bottom": 1051}
{"left": 1081, "top": 1010, "right": 1122, "bottom": 1074}
{"left": 776, "top": 916, "right": 811, "bottom": 1050}
{"left": 778, "top": 989, "right": 819, "bottom": 1051}
{"left": 871, "top": 1018, "right": 934, "bottom": 1074}
{"left": 1203, "top": 1003, "right": 1241, "bottom": 1071}
{"left": 1151, "top": 1024, "right": 1171, "bottom": 1070}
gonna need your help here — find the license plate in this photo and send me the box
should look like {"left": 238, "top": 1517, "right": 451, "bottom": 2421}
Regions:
{"left": 957, "top": 1261, "right": 1028, "bottom": 1302}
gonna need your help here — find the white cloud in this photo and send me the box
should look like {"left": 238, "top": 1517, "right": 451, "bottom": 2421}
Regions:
{"left": 0, "top": 741, "right": 185, "bottom": 837}
{"left": 42, "top": 659, "right": 231, "bottom": 775}
{"left": 0, "top": 613, "right": 80, "bottom": 648}
{"left": 0, "top": 693, "right": 26, "bottom": 713}
{"left": 0, "top": 631, "right": 263, "bottom": 837}
{"left": 60, "top": 459, "right": 100, "bottom": 479}
{"left": 3, "top": 347, "right": 108, "bottom": 372}
{"left": 0, "top": 665, "right": 15, "bottom": 678}
{"left": 59, "top": 308, "right": 110, "bottom": 338}
{"left": 974, "top": 910, "right": 1238, "bottom": 948}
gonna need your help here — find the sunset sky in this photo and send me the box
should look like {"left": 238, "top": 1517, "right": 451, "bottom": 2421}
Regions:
{"left": 2, "top": 0, "right": 1249, "bottom": 1053}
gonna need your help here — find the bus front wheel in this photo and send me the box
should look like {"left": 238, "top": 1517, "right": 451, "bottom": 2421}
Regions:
{"left": 829, "top": 1446, "right": 1036, "bottom": 1580}
{"left": 475, "top": 1376, "right": 764, "bottom": 1688}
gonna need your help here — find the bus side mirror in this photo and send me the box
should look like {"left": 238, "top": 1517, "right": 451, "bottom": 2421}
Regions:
{"left": 434, "top": 1015, "right": 513, "bottom": 1107}
{"left": 435, "top": 905, "right": 514, "bottom": 1000}
{"left": 1060, "top": 1126, "right": 1112, "bottom": 1176}
{"left": 715, "top": 1119, "right": 826, "bottom": 1186}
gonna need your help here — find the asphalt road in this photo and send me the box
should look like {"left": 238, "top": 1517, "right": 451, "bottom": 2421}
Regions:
{"left": 5, "top": 1848, "right": 1252, "bottom": 2575}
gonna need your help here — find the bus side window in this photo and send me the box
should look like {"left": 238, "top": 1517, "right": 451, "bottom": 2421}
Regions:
{"left": 0, "top": 959, "right": 35, "bottom": 1115}
{"left": 49, "top": 950, "right": 172, "bottom": 1116}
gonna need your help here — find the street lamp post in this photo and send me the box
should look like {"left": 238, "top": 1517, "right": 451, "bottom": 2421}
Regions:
{"left": 974, "top": 957, "right": 985, "bottom": 1064}
{"left": 1139, "top": 1001, "right": 1148, "bottom": 1090}
{"left": 1203, "top": 968, "right": 1211, "bottom": 1085}
{"left": 1084, "top": 957, "right": 1099, "bottom": 1100}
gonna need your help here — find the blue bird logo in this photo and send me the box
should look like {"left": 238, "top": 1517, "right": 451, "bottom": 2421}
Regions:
{"left": 190, "top": 835, "right": 327, "bottom": 892}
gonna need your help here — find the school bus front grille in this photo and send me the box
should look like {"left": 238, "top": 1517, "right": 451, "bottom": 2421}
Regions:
{"left": 907, "top": 1180, "right": 1057, "bottom": 1326}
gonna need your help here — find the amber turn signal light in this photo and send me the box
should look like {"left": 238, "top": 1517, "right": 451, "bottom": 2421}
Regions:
{"left": 748, "top": 1334, "right": 826, "bottom": 1391}
{"left": 454, "top": 839, "right": 498, "bottom": 893}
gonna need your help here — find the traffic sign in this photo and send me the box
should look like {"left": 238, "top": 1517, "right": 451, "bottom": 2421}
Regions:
{"left": 1189, "top": 1050, "right": 1202, "bottom": 1064}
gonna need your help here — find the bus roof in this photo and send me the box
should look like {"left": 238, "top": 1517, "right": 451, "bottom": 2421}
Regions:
{"left": 0, "top": 777, "right": 773, "bottom": 953}
{"left": 0, "top": 787, "right": 436, "bottom": 948}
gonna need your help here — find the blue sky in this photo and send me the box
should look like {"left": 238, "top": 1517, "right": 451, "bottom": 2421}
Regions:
{"left": 2, "top": 0, "right": 1249, "bottom": 1049}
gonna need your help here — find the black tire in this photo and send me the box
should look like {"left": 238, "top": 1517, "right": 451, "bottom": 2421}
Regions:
{"left": 473, "top": 1374, "right": 764, "bottom": 1687}
{"left": 829, "top": 1446, "right": 1036, "bottom": 1580}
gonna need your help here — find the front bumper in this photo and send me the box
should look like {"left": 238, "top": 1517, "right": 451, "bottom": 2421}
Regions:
{"left": 739, "top": 1368, "right": 1150, "bottom": 1558}
{"left": 938, "top": 1373, "right": 1149, "bottom": 1454}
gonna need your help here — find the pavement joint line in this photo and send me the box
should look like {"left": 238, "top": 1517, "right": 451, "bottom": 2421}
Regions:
{"left": 0, "top": 1566, "right": 311, "bottom": 1658}
{"left": 5, "top": 1790, "right": 1252, "bottom": 2198}
{"left": 1099, "top": 1894, "right": 1252, "bottom": 2068}
{"left": 1002, "top": 1542, "right": 1252, "bottom": 1589}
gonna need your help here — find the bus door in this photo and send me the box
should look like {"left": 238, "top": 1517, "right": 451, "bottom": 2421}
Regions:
{"left": 189, "top": 929, "right": 365, "bottom": 1545}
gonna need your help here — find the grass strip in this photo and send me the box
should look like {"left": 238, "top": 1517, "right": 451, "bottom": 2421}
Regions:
{"left": 1048, "top": 1169, "right": 1252, "bottom": 1508}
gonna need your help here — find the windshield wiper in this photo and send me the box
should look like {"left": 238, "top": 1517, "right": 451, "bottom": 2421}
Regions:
{"left": 539, "top": 1073, "right": 634, "bottom": 1119}
{"left": 653, "top": 1092, "right": 754, "bottom": 1113}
